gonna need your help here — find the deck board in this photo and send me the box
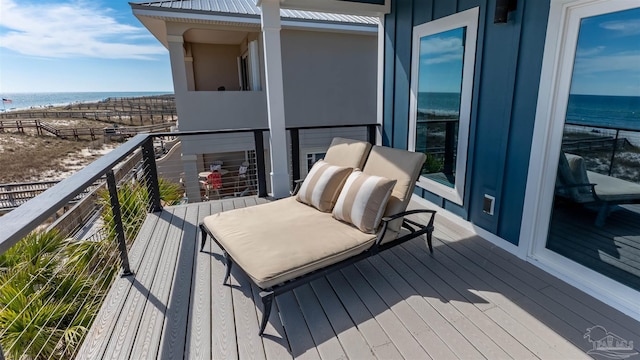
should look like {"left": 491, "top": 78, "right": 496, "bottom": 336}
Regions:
{"left": 130, "top": 206, "right": 187, "bottom": 359}
{"left": 548, "top": 204, "right": 640, "bottom": 291}
{"left": 158, "top": 204, "right": 199, "bottom": 359}
{"left": 308, "top": 279, "right": 375, "bottom": 360}
{"left": 102, "top": 210, "right": 174, "bottom": 359}
{"left": 325, "top": 272, "right": 404, "bottom": 359}
{"left": 185, "top": 202, "right": 214, "bottom": 359}
{"left": 421, "top": 226, "right": 592, "bottom": 358}
{"left": 75, "top": 213, "right": 160, "bottom": 360}
{"left": 340, "top": 266, "right": 431, "bottom": 359}
{"left": 277, "top": 291, "right": 321, "bottom": 360}
{"left": 77, "top": 197, "right": 640, "bottom": 359}
{"left": 293, "top": 284, "right": 348, "bottom": 360}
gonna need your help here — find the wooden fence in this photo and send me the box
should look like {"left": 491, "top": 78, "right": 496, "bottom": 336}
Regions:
{"left": 0, "top": 119, "right": 175, "bottom": 140}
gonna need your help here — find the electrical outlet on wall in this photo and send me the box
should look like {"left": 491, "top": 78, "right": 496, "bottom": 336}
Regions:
{"left": 483, "top": 194, "right": 495, "bottom": 215}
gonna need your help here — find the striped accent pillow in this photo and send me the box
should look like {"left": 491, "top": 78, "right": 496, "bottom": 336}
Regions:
{"left": 332, "top": 171, "right": 396, "bottom": 234}
{"left": 296, "top": 160, "right": 353, "bottom": 212}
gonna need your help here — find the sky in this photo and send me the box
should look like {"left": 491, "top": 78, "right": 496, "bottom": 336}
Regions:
{"left": 417, "top": 27, "right": 465, "bottom": 94}
{"left": 569, "top": 7, "right": 640, "bottom": 97}
{"left": 416, "top": 7, "right": 639, "bottom": 97}
{"left": 0, "top": 0, "right": 173, "bottom": 93}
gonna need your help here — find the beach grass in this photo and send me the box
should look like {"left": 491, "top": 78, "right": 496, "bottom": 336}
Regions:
{"left": 0, "top": 95, "right": 175, "bottom": 184}
{"left": 0, "top": 131, "right": 106, "bottom": 183}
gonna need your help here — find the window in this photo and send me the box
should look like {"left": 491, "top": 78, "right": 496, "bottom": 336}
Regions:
{"left": 305, "top": 152, "right": 326, "bottom": 174}
{"left": 408, "top": 7, "right": 479, "bottom": 205}
{"left": 522, "top": 0, "right": 640, "bottom": 319}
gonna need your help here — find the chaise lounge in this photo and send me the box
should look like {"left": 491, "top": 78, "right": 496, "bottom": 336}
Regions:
{"left": 556, "top": 152, "right": 640, "bottom": 226}
{"left": 199, "top": 137, "right": 436, "bottom": 335}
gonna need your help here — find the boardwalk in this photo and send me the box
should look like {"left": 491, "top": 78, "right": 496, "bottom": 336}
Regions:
{"left": 77, "top": 197, "right": 640, "bottom": 359}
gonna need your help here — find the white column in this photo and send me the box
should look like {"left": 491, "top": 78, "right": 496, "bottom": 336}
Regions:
{"left": 181, "top": 154, "right": 201, "bottom": 202}
{"left": 167, "top": 35, "right": 188, "bottom": 94}
{"left": 167, "top": 35, "right": 202, "bottom": 200}
{"left": 260, "top": 0, "right": 290, "bottom": 199}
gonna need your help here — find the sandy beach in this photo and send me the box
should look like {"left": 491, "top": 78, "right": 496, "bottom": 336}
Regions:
{"left": 0, "top": 95, "right": 176, "bottom": 184}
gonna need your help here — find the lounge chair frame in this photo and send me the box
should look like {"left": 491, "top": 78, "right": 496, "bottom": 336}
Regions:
{"left": 556, "top": 152, "right": 640, "bottom": 226}
{"left": 199, "top": 206, "right": 435, "bottom": 336}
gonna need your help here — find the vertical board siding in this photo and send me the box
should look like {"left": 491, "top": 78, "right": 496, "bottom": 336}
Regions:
{"left": 432, "top": 0, "right": 457, "bottom": 19}
{"left": 412, "top": 0, "right": 432, "bottom": 26}
{"left": 390, "top": 0, "right": 413, "bottom": 149}
{"left": 385, "top": 0, "right": 549, "bottom": 244}
{"left": 468, "top": 0, "right": 524, "bottom": 235}
{"left": 497, "top": 0, "right": 550, "bottom": 243}
{"left": 458, "top": 0, "right": 487, "bottom": 220}
{"left": 382, "top": 1, "right": 397, "bottom": 147}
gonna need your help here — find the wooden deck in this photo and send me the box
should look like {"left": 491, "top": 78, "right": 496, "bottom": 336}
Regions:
{"left": 77, "top": 197, "right": 640, "bottom": 359}
{"left": 549, "top": 202, "right": 640, "bottom": 292}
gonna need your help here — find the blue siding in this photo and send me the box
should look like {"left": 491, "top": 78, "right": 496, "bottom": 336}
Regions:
{"left": 382, "top": 0, "right": 396, "bottom": 147}
{"left": 383, "top": 0, "right": 549, "bottom": 245}
{"left": 391, "top": 0, "right": 413, "bottom": 149}
{"left": 468, "top": 0, "right": 523, "bottom": 236}
{"left": 497, "top": 0, "right": 550, "bottom": 242}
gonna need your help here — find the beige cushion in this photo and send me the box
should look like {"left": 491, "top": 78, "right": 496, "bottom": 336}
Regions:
{"left": 203, "top": 197, "right": 376, "bottom": 289}
{"left": 587, "top": 171, "right": 640, "bottom": 202}
{"left": 296, "top": 160, "right": 352, "bottom": 212}
{"left": 324, "top": 137, "right": 372, "bottom": 169}
{"left": 565, "top": 153, "right": 592, "bottom": 195}
{"left": 362, "top": 146, "right": 426, "bottom": 241}
{"left": 333, "top": 171, "right": 396, "bottom": 233}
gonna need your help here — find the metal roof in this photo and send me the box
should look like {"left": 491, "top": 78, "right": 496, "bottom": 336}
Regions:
{"left": 132, "top": 0, "right": 378, "bottom": 25}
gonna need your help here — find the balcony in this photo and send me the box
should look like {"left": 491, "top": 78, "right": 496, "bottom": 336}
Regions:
{"left": 75, "top": 197, "right": 640, "bottom": 359}
{"left": 0, "top": 127, "right": 639, "bottom": 359}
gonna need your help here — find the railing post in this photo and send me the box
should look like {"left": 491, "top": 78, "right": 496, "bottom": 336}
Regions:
{"left": 367, "top": 124, "right": 377, "bottom": 145}
{"left": 141, "top": 137, "right": 162, "bottom": 212}
{"left": 608, "top": 129, "right": 620, "bottom": 176}
{"left": 106, "top": 171, "right": 133, "bottom": 277}
{"left": 254, "top": 130, "right": 268, "bottom": 197}
{"left": 443, "top": 121, "right": 456, "bottom": 175}
{"left": 290, "top": 128, "right": 300, "bottom": 186}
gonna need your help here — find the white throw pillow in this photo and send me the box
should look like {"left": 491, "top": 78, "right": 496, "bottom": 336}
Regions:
{"left": 332, "top": 171, "right": 396, "bottom": 233}
{"left": 296, "top": 160, "right": 352, "bottom": 212}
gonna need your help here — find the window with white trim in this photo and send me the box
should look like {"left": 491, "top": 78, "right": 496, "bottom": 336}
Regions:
{"left": 408, "top": 7, "right": 479, "bottom": 205}
{"left": 305, "top": 151, "right": 327, "bottom": 175}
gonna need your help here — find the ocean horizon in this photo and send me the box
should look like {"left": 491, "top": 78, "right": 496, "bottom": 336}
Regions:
{"left": 0, "top": 91, "right": 173, "bottom": 112}
{"left": 417, "top": 92, "right": 639, "bottom": 131}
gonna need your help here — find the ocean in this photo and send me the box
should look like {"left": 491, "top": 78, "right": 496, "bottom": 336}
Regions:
{"left": 0, "top": 91, "right": 173, "bottom": 112}
{"left": 418, "top": 92, "right": 639, "bottom": 130}
{"left": 566, "top": 94, "right": 640, "bottom": 131}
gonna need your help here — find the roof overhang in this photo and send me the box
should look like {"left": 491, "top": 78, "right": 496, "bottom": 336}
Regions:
{"left": 131, "top": 4, "right": 378, "bottom": 48}
{"left": 266, "top": 0, "right": 390, "bottom": 16}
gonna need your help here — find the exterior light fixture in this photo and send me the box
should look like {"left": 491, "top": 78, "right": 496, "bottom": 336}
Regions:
{"left": 494, "top": 0, "right": 517, "bottom": 23}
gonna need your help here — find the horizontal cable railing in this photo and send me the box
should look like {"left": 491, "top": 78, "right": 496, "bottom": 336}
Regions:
{"left": 0, "top": 123, "right": 378, "bottom": 359}
{"left": 563, "top": 122, "right": 640, "bottom": 180}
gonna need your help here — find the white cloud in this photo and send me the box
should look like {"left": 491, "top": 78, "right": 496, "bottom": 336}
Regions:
{"left": 576, "top": 46, "right": 606, "bottom": 58}
{"left": 573, "top": 50, "right": 640, "bottom": 75}
{"left": 600, "top": 18, "right": 640, "bottom": 36}
{"left": 0, "top": 0, "right": 166, "bottom": 60}
{"left": 420, "top": 36, "right": 463, "bottom": 64}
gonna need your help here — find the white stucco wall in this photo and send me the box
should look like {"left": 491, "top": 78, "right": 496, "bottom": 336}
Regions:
{"left": 191, "top": 43, "right": 241, "bottom": 91}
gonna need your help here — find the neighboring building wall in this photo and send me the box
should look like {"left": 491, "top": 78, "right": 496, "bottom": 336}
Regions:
{"left": 191, "top": 43, "right": 241, "bottom": 91}
{"left": 167, "top": 23, "right": 377, "bottom": 199}
{"left": 383, "top": 0, "right": 550, "bottom": 244}
{"left": 281, "top": 29, "right": 378, "bottom": 127}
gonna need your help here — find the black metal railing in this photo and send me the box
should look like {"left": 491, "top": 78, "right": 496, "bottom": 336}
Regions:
{"left": 563, "top": 122, "right": 640, "bottom": 178}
